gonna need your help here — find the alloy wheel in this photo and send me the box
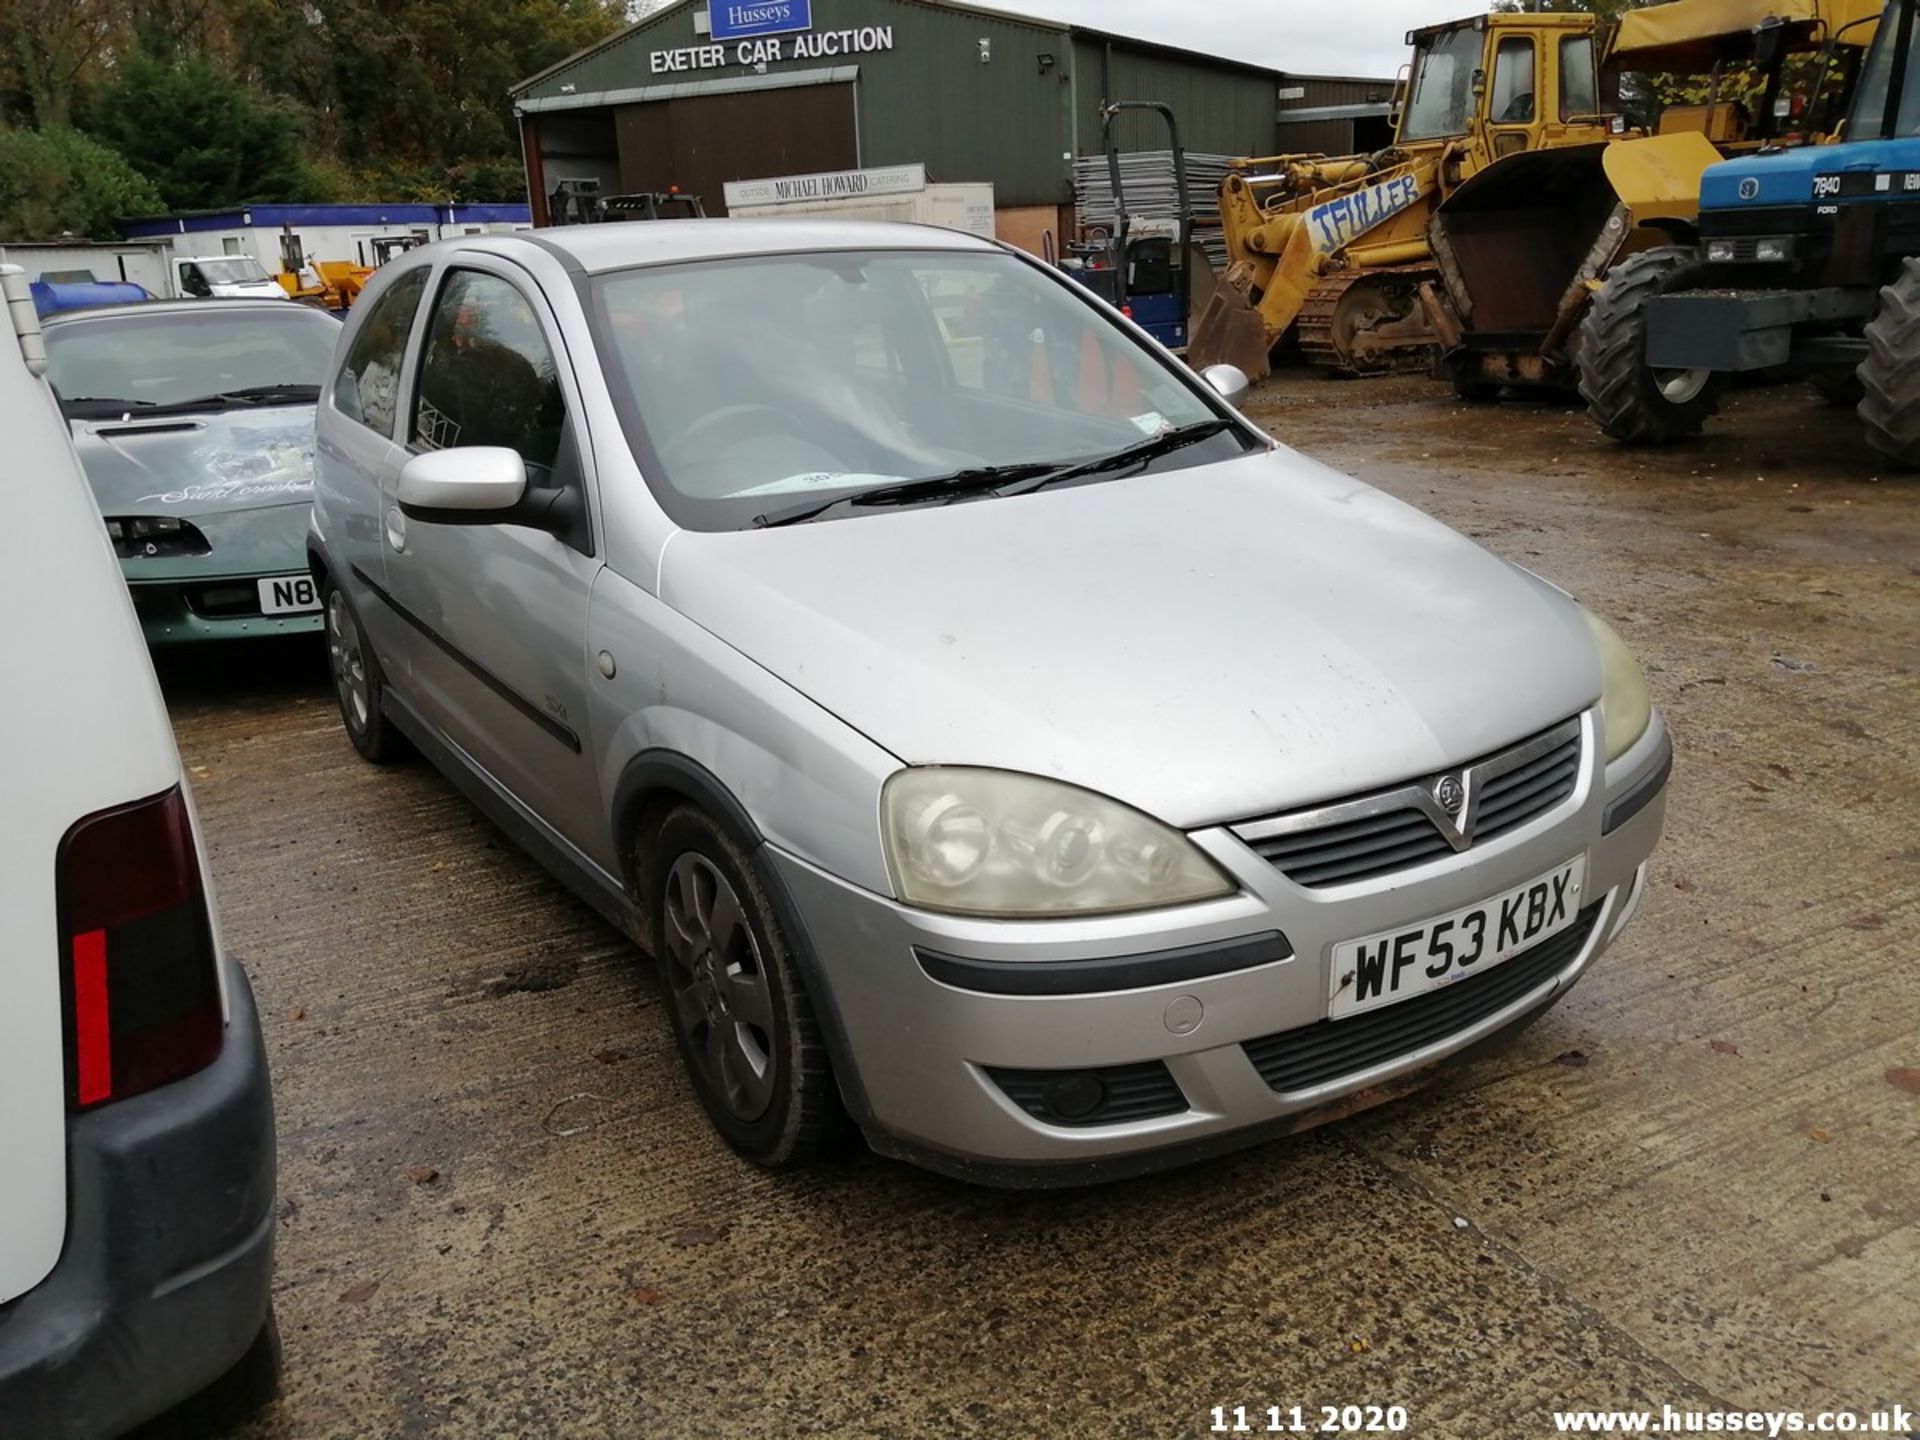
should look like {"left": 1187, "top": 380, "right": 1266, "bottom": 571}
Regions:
{"left": 326, "top": 589, "right": 370, "bottom": 733}
{"left": 662, "top": 852, "right": 776, "bottom": 1122}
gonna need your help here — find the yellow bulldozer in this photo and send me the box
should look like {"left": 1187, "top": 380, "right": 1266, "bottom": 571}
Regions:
{"left": 1426, "top": 0, "right": 1881, "bottom": 400}
{"left": 1190, "top": 0, "right": 1876, "bottom": 383}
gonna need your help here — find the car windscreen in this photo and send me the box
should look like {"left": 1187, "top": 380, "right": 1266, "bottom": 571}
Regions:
{"left": 196, "top": 258, "right": 272, "bottom": 285}
{"left": 588, "top": 249, "right": 1226, "bottom": 532}
{"left": 44, "top": 307, "right": 339, "bottom": 414}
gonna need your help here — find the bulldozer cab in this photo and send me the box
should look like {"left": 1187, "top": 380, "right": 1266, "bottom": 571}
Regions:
{"left": 1396, "top": 14, "right": 1616, "bottom": 159}
{"left": 1607, "top": 0, "right": 1884, "bottom": 151}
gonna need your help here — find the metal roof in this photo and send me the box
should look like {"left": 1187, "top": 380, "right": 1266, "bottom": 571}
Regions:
{"left": 513, "top": 0, "right": 1292, "bottom": 98}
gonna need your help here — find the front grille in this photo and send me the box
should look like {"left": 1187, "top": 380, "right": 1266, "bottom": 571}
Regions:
{"left": 1243, "top": 902, "right": 1601, "bottom": 1095}
{"left": 1237, "top": 718, "right": 1583, "bottom": 889}
{"left": 1474, "top": 730, "right": 1582, "bottom": 842}
{"left": 186, "top": 584, "right": 260, "bottom": 618}
{"left": 986, "top": 1060, "right": 1187, "bottom": 1127}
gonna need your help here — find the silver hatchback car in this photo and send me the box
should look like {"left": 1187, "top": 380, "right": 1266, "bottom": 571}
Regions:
{"left": 309, "top": 222, "right": 1670, "bottom": 1185}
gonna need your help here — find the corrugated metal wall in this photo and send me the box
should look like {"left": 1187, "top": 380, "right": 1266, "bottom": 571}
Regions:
{"left": 515, "top": 0, "right": 1368, "bottom": 209}
{"left": 1274, "top": 75, "right": 1398, "bottom": 158}
{"left": 520, "top": 0, "right": 1079, "bottom": 207}
{"left": 1070, "top": 38, "right": 1280, "bottom": 161}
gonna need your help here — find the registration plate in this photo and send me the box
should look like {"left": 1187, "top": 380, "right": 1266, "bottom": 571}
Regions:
{"left": 257, "top": 574, "right": 320, "bottom": 615}
{"left": 1329, "top": 857, "right": 1586, "bottom": 1020}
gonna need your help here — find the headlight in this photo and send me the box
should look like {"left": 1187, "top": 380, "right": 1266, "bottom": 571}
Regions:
{"left": 882, "top": 768, "right": 1236, "bottom": 917}
{"left": 1754, "top": 237, "right": 1794, "bottom": 263}
{"left": 1584, "top": 611, "right": 1652, "bottom": 762}
{"left": 1705, "top": 239, "right": 1738, "bottom": 264}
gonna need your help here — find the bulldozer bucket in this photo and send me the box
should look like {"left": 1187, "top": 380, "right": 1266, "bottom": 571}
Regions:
{"left": 1188, "top": 267, "right": 1273, "bottom": 380}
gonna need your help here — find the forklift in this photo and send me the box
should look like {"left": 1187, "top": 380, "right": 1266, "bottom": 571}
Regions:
{"left": 1064, "top": 101, "right": 1195, "bottom": 351}
{"left": 1611, "top": 0, "right": 1919, "bottom": 465}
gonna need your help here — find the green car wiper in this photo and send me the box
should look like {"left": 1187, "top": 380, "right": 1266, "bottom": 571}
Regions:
{"left": 144, "top": 384, "right": 322, "bottom": 414}
{"left": 751, "top": 462, "right": 1063, "bottom": 528}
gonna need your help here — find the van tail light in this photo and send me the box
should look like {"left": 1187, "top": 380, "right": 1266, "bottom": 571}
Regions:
{"left": 57, "top": 787, "right": 222, "bottom": 1110}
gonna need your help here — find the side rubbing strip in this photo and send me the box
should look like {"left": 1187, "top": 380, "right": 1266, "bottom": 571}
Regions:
{"left": 350, "top": 564, "right": 581, "bottom": 753}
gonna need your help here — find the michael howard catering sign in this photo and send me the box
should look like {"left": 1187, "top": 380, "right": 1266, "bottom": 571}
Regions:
{"left": 708, "top": 0, "right": 813, "bottom": 41}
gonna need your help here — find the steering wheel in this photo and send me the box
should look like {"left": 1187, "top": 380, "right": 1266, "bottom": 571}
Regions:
{"left": 659, "top": 403, "right": 808, "bottom": 467}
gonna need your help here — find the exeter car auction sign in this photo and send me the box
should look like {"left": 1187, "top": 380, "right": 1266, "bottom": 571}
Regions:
{"left": 708, "top": 1, "right": 811, "bottom": 42}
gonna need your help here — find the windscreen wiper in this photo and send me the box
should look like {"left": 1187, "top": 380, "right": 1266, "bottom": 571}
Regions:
{"left": 60, "top": 397, "right": 157, "bottom": 416}
{"left": 995, "top": 419, "right": 1240, "bottom": 497}
{"left": 751, "top": 462, "right": 1063, "bottom": 528}
{"left": 153, "top": 383, "right": 323, "bottom": 412}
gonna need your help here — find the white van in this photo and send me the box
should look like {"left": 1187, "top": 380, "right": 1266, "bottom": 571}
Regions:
{"left": 174, "top": 253, "right": 289, "bottom": 301}
{"left": 0, "top": 265, "right": 278, "bottom": 1434}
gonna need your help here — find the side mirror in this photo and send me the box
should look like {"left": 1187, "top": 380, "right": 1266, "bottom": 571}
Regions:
{"left": 397, "top": 447, "right": 527, "bottom": 522}
{"left": 1201, "top": 363, "right": 1251, "bottom": 405}
{"left": 1471, "top": 68, "right": 1487, "bottom": 97}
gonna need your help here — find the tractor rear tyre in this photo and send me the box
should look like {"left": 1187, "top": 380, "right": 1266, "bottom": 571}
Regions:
{"left": 1576, "top": 246, "right": 1728, "bottom": 445}
{"left": 1859, "top": 258, "right": 1920, "bottom": 470}
{"left": 1809, "top": 366, "right": 1864, "bottom": 406}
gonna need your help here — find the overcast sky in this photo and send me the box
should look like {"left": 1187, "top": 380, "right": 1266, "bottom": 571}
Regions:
{"left": 1018, "top": 0, "right": 1488, "bottom": 77}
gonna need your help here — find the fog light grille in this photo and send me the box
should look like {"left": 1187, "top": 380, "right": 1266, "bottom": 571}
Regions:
{"left": 986, "top": 1060, "right": 1187, "bottom": 1127}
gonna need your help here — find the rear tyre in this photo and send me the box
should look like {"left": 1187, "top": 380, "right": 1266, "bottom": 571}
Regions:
{"left": 1859, "top": 258, "right": 1920, "bottom": 469}
{"left": 1809, "top": 365, "right": 1864, "bottom": 407}
{"left": 647, "top": 805, "right": 840, "bottom": 1169}
{"left": 1576, "top": 246, "right": 1728, "bottom": 444}
{"left": 323, "top": 577, "right": 408, "bottom": 763}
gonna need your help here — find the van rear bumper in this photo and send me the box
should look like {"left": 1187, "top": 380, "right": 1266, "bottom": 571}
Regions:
{"left": 0, "top": 958, "right": 276, "bottom": 1439}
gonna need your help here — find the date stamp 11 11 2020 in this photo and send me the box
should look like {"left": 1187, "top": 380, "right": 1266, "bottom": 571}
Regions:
{"left": 1210, "top": 1405, "right": 1412, "bottom": 1435}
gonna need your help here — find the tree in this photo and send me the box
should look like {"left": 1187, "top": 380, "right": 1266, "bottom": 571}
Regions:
{"left": 0, "top": 0, "right": 122, "bottom": 126}
{"left": 83, "top": 52, "right": 306, "bottom": 210}
{"left": 0, "top": 125, "right": 162, "bottom": 239}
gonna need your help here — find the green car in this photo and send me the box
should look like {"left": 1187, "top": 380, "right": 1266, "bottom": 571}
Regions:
{"left": 42, "top": 299, "right": 342, "bottom": 644}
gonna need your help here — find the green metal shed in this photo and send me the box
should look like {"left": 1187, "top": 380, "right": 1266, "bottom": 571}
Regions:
{"left": 512, "top": 0, "right": 1380, "bottom": 248}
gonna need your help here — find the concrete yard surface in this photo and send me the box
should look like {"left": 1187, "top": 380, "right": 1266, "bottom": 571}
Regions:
{"left": 149, "top": 376, "right": 1918, "bottom": 1439}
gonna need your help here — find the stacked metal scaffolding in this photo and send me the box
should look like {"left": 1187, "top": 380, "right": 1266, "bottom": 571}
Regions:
{"left": 1072, "top": 150, "right": 1236, "bottom": 268}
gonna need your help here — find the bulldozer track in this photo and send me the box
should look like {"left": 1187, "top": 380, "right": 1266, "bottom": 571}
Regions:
{"left": 1297, "top": 267, "right": 1441, "bottom": 376}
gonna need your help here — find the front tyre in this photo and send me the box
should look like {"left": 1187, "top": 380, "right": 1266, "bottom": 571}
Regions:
{"left": 1859, "top": 258, "right": 1920, "bottom": 469}
{"left": 323, "top": 577, "right": 408, "bottom": 763}
{"left": 648, "top": 805, "right": 840, "bottom": 1169}
{"left": 1576, "top": 246, "right": 1728, "bottom": 445}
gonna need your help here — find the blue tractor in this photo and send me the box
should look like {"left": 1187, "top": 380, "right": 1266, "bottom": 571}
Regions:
{"left": 1578, "top": 0, "right": 1919, "bottom": 466}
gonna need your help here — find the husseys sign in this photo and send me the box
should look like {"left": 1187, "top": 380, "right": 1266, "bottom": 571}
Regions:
{"left": 651, "top": 24, "right": 895, "bottom": 73}
{"left": 709, "top": 1, "right": 811, "bottom": 41}
{"left": 651, "top": 3, "right": 897, "bottom": 74}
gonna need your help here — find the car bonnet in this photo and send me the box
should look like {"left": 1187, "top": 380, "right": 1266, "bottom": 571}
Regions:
{"left": 658, "top": 446, "right": 1603, "bottom": 830}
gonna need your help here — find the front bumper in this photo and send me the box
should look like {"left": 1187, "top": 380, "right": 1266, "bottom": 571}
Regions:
{"left": 127, "top": 576, "right": 323, "bottom": 645}
{"left": 774, "top": 710, "right": 1670, "bottom": 1184}
{"left": 0, "top": 959, "right": 277, "bottom": 1438}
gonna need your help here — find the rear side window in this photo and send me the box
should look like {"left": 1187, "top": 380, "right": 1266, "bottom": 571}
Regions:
{"left": 334, "top": 267, "right": 428, "bottom": 436}
{"left": 1560, "top": 36, "right": 1599, "bottom": 120}
{"left": 410, "top": 269, "right": 567, "bottom": 479}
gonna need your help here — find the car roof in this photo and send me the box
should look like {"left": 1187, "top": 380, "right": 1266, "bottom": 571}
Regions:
{"left": 451, "top": 219, "right": 1002, "bottom": 276}
{"left": 40, "top": 298, "right": 322, "bottom": 327}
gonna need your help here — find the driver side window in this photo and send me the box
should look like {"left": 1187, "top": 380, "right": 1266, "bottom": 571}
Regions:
{"left": 410, "top": 269, "right": 568, "bottom": 481}
{"left": 1492, "top": 37, "right": 1537, "bottom": 125}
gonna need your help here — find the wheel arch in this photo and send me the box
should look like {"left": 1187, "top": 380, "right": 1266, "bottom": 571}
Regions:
{"left": 611, "top": 747, "right": 878, "bottom": 1128}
